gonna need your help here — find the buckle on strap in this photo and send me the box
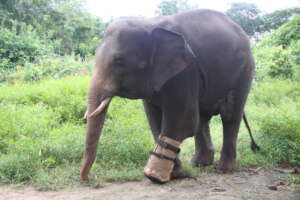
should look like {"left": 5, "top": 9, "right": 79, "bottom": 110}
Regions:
{"left": 157, "top": 140, "right": 181, "bottom": 154}
{"left": 149, "top": 151, "right": 176, "bottom": 162}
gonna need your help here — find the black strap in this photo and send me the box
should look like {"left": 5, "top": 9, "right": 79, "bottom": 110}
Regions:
{"left": 149, "top": 151, "right": 176, "bottom": 162}
{"left": 157, "top": 140, "right": 181, "bottom": 154}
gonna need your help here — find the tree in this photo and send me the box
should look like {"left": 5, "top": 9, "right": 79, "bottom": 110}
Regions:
{"left": 156, "top": 0, "right": 178, "bottom": 16}
{"left": 259, "top": 8, "right": 298, "bottom": 32}
{"left": 272, "top": 14, "right": 300, "bottom": 47}
{"left": 0, "top": 0, "right": 105, "bottom": 68}
{"left": 156, "top": 0, "right": 198, "bottom": 16}
{"left": 226, "top": 3, "right": 298, "bottom": 37}
{"left": 253, "top": 14, "right": 300, "bottom": 80}
{"left": 226, "top": 2, "right": 262, "bottom": 36}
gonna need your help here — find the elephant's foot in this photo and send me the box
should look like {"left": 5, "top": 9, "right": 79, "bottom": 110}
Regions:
{"left": 191, "top": 150, "right": 214, "bottom": 166}
{"left": 144, "top": 136, "right": 181, "bottom": 184}
{"left": 217, "top": 158, "right": 236, "bottom": 173}
{"left": 170, "top": 158, "right": 187, "bottom": 179}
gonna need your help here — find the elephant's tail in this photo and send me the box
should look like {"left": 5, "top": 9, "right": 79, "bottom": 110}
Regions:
{"left": 243, "top": 113, "right": 260, "bottom": 152}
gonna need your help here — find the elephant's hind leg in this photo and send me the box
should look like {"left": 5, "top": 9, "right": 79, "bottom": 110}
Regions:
{"left": 218, "top": 116, "right": 242, "bottom": 172}
{"left": 191, "top": 114, "right": 214, "bottom": 166}
{"left": 218, "top": 67, "right": 252, "bottom": 172}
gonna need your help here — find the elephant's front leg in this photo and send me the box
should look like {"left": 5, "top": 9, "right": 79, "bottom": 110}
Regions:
{"left": 143, "top": 91, "right": 199, "bottom": 182}
{"left": 143, "top": 101, "right": 186, "bottom": 182}
{"left": 191, "top": 113, "right": 215, "bottom": 166}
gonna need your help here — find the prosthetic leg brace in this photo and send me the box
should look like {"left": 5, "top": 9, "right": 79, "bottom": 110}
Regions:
{"left": 144, "top": 136, "right": 181, "bottom": 183}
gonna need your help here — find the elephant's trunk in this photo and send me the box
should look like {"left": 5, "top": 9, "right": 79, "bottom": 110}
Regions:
{"left": 80, "top": 80, "right": 111, "bottom": 182}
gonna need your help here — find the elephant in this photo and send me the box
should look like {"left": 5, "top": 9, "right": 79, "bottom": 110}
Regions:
{"left": 80, "top": 9, "right": 260, "bottom": 183}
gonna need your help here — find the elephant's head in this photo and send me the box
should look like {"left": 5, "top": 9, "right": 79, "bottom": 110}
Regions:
{"left": 80, "top": 19, "right": 194, "bottom": 181}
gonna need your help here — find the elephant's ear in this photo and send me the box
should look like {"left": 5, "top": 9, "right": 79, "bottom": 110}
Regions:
{"left": 150, "top": 27, "right": 191, "bottom": 91}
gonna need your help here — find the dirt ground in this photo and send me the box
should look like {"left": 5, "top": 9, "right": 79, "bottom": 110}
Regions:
{"left": 1, "top": 169, "right": 299, "bottom": 200}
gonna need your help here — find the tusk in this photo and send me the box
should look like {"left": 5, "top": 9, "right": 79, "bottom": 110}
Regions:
{"left": 84, "top": 110, "right": 88, "bottom": 119}
{"left": 89, "top": 97, "right": 111, "bottom": 118}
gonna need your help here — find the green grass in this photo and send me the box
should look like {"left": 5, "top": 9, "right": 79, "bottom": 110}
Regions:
{"left": 0, "top": 76, "right": 299, "bottom": 190}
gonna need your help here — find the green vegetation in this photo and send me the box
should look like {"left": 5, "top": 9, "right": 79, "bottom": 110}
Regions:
{"left": 157, "top": 1, "right": 298, "bottom": 37}
{"left": 0, "top": 0, "right": 104, "bottom": 81}
{"left": 248, "top": 80, "right": 300, "bottom": 166}
{"left": 0, "top": 0, "right": 299, "bottom": 190}
{"left": 226, "top": 3, "right": 298, "bottom": 37}
{"left": 0, "top": 75, "right": 299, "bottom": 189}
{"left": 254, "top": 14, "right": 300, "bottom": 80}
{"left": 248, "top": 14, "right": 300, "bottom": 169}
{"left": 155, "top": 0, "right": 198, "bottom": 16}
{"left": 0, "top": 77, "right": 153, "bottom": 189}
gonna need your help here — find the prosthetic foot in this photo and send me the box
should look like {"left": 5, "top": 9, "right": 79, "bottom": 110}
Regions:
{"left": 144, "top": 136, "right": 181, "bottom": 183}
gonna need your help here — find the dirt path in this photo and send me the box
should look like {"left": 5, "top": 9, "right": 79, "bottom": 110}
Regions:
{"left": 1, "top": 169, "right": 299, "bottom": 200}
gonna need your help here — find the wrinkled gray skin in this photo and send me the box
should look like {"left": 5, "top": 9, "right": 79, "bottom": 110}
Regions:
{"left": 81, "top": 9, "right": 254, "bottom": 182}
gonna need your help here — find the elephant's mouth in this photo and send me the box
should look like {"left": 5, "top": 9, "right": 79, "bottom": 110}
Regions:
{"left": 118, "top": 88, "right": 142, "bottom": 100}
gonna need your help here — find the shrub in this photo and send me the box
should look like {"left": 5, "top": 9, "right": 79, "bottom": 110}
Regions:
{"left": 289, "top": 40, "right": 300, "bottom": 80}
{"left": 1, "top": 55, "right": 93, "bottom": 83}
{"left": 0, "top": 76, "right": 89, "bottom": 123}
{"left": 249, "top": 79, "right": 300, "bottom": 106}
{"left": 254, "top": 45, "right": 295, "bottom": 79}
{"left": 258, "top": 101, "right": 300, "bottom": 166}
{"left": 272, "top": 14, "right": 300, "bottom": 47}
{"left": 253, "top": 14, "right": 300, "bottom": 81}
{"left": 0, "top": 22, "right": 53, "bottom": 70}
{"left": 20, "top": 55, "right": 93, "bottom": 82}
{"left": 247, "top": 79, "right": 300, "bottom": 166}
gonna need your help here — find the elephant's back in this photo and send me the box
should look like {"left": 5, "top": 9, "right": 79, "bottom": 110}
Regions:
{"left": 174, "top": 9, "right": 253, "bottom": 104}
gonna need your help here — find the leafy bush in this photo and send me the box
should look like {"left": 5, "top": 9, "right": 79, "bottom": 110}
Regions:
{"left": 1, "top": 55, "right": 93, "bottom": 83}
{"left": 21, "top": 55, "right": 92, "bottom": 81}
{"left": 250, "top": 79, "right": 300, "bottom": 106}
{"left": 258, "top": 101, "right": 300, "bottom": 166}
{"left": 272, "top": 14, "right": 300, "bottom": 47}
{"left": 289, "top": 40, "right": 300, "bottom": 80}
{"left": 253, "top": 14, "right": 300, "bottom": 80}
{"left": 247, "top": 79, "right": 300, "bottom": 166}
{"left": 0, "top": 0, "right": 104, "bottom": 59}
{"left": 0, "top": 22, "right": 53, "bottom": 70}
{"left": 0, "top": 76, "right": 89, "bottom": 123}
{"left": 254, "top": 45, "right": 295, "bottom": 79}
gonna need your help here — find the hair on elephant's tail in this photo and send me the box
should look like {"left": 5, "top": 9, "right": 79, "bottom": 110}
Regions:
{"left": 243, "top": 113, "right": 260, "bottom": 152}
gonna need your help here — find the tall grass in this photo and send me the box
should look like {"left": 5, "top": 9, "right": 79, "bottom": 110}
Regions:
{"left": 248, "top": 79, "right": 300, "bottom": 166}
{"left": 0, "top": 76, "right": 152, "bottom": 188}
